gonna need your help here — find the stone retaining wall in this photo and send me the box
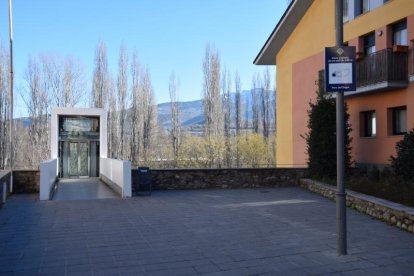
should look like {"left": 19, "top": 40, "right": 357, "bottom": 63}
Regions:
{"left": 13, "top": 170, "right": 40, "bottom": 193}
{"left": 300, "top": 179, "right": 414, "bottom": 234}
{"left": 132, "top": 168, "right": 307, "bottom": 191}
{"left": 8, "top": 168, "right": 308, "bottom": 195}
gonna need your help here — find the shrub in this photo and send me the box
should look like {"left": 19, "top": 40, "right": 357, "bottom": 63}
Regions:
{"left": 390, "top": 129, "right": 414, "bottom": 181}
{"left": 304, "top": 85, "right": 352, "bottom": 180}
{"left": 238, "top": 133, "right": 269, "bottom": 168}
{"left": 347, "top": 173, "right": 414, "bottom": 207}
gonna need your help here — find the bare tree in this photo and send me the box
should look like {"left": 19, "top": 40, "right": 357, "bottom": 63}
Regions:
{"left": 222, "top": 68, "right": 230, "bottom": 137}
{"left": 261, "top": 67, "right": 271, "bottom": 139}
{"left": 41, "top": 55, "right": 85, "bottom": 108}
{"left": 63, "top": 57, "right": 85, "bottom": 107}
{"left": 129, "top": 58, "right": 157, "bottom": 166}
{"left": 234, "top": 71, "right": 242, "bottom": 167}
{"left": 117, "top": 44, "right": 128, "bottom": 158}
{"left": 270, "top": 87, "right": 277, "bottom": 134}
{"left": 0, "top": 45, "right": 9, "bottom": 169}
{"left": 107, "top": 75, "right": 118, "bottom": 158}
{"left": 251, "top": 73, "right": 261, "bottom": 133}
{"left": 202, "top": 43, "right": 222, "bottom": 167}
{"left": 130, "top": 50, "right": 142, "bottom": 165}
{"left": 13, "top": 121, "right": 30, "bottom": 169}
{"left": 203, "top": 44, "right": 222, "bottom": 138}
{"left": 10, "top": 53, "right": 86, "bottom": 169}
{"left": 169, "top": 72, "right": 181, "bottom": 163}
{"left": 41, "top": 55, "right": 62, "bottom": 107}
{"left": 222, "top": 68, "right": 232, "bottom": 167}
{"left": 91, "top": 40, "right": 109, "bottom": 108}
{"left": 141, "top": 67, "right": 156, "bottom": 163}
{"left": 24, "top": 57, "right": 50, "bottom": 168}
{"left": 234, "top": 72, "right": 242, "bottom": 135}
{"left": 244, "top": 96, "right": 250, "bottom": 130}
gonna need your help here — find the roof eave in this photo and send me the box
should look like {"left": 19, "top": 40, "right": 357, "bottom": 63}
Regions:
{"left": 254, "top": 0, "right": 313, "bottom": 66}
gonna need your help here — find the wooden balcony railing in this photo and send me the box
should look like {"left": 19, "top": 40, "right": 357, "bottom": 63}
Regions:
{"left": 357, "top": 48, "right": 408, "bottom": 87}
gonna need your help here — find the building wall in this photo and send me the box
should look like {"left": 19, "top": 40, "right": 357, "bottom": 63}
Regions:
{"left": 276, "top": 0, "right": 414, "bottom": 167}
{"left": 343, "top": 0, "right": 414, "bottom": 166}
{"left": 276, "top": 0, "right": 335, "bottom": 167}
{"left": 343, "top": 0, "right": 414, "bottom": 42}
{"left": 292, "top": 52, "right": 324, "bottom": 167}
{"left": 346, "top": 84, "right": 414, "bottom": 165}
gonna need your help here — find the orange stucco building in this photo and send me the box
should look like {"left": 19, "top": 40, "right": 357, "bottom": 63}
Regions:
{"left": 255, "top": 0, "right": 414, "bottom": 168}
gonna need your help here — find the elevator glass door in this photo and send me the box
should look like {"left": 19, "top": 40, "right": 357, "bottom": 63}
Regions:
{"left": 69, "top": 142, "right": 89, "bottom": 177}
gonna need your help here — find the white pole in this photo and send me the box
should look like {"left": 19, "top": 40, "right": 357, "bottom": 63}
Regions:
{"left": 8, "top": 0, "right": 14, "bottom": 192}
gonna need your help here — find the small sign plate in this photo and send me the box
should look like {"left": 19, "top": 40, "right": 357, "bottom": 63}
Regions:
{"left": 325, "top": 46, "right": 356, "bottom": 92}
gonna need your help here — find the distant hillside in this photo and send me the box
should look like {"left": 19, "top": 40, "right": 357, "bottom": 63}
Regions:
{"left": 157, "top": 99, "right": 204, "bottom": 129}
{"left": 157, "top": 90, "right": 272, "bottom": 130}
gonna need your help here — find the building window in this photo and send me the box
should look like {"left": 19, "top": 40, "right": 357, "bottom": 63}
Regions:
{"left": 391, "top": 106, "right": 407, "bottom": 135}
{"left": 360, "top": 111, "right": 376, "bottom": 137}
{"left": 361, "top": 0, "right": 370, "bottom": 13}
{"left": 343, "top": 0, "right": 348, "bottom": 22}
{"left": 364, "top": 33, "right": 376, "bottom": 55}
{"left": 393, "top": 21, "right": 407, "bottom": 46}
{"left": 356, "top": 0, "right": 383, "bottom": 17}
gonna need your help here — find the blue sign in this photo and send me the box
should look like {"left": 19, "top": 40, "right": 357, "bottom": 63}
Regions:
{"left": 325, "top": 46, "right": 356, "bottom": 92}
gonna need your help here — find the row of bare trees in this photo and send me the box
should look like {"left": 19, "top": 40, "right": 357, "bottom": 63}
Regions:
{"left": 201, "top": 44, "right": 275, "bottom": 167}
{"left": 16, "top": 54, "right": 86, "bottom": 168}
{"left": 0, "top": 49, "right": 87, "bottom": 169}
{"left": 163, "top": 43, "right": 276, "bottom": 168}
{"left": 0, "top": 40, "right": 275, "bottom": 170}
{"left": 90, "top": 41, "right": 157, "bottom": 164}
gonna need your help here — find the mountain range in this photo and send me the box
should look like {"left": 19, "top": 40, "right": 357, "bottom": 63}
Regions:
{"left": 157, "top": 90, "right": 275, "bottom": 130}
{"left": 15, "top": 90, "right": 275, "bottom": 131}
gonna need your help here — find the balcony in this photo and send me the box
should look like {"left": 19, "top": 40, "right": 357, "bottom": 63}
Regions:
{"left": 319, "top": 48, "right": 409, "bottom": 96}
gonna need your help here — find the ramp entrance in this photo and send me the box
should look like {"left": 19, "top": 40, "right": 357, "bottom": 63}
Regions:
{"left": 52, "top": 178, "right": 119, "bottom": 201}
{"left": 41, "top": 108, "right": 131, "bottom": 201}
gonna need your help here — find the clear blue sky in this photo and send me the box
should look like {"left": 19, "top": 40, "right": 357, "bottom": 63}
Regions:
{"left": 0, "top": 0, "right": 288, "bottom": 116}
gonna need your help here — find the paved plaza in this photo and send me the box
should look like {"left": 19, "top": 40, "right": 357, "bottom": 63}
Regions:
{"left": 0, "top": 187, "right": 413, "bottom": 275}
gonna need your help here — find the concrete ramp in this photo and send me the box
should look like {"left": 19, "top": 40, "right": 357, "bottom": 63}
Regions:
{"left": 52, "top": 178, "right": 119, "bottom": 201}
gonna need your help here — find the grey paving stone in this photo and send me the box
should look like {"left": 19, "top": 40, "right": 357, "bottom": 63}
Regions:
{"left": 0, "top": 187, "right": 414, "bottom": 275}
{"left": 66, "top": 263, "right": 92, "bottom": 273}
{"left": 208, "top": 255, "right": 234, "bottom": 265}
{"left": 145, "top": 267, "right": 197, "bottom": 276}
{"left": 193, "top": 263, "right": 221, "bottom": 273}
{"left": 39, "top": 265, "right": 66, "bottom": 275}
{"left": 216, "top": 261, "right": 243, "bottom": 271}
{"left": 201, "top": 272, "right": 228, "bottom": 276}
{"left": 66, "top": 271, "right": 92, "bottom": 276}
{"left": 143, "top": 262, "right": 171, "bottom": 272}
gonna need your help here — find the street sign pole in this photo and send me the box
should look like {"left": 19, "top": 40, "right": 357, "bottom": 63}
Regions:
{"left": 335, "top": 0, "right": 347, "bottom": 256}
